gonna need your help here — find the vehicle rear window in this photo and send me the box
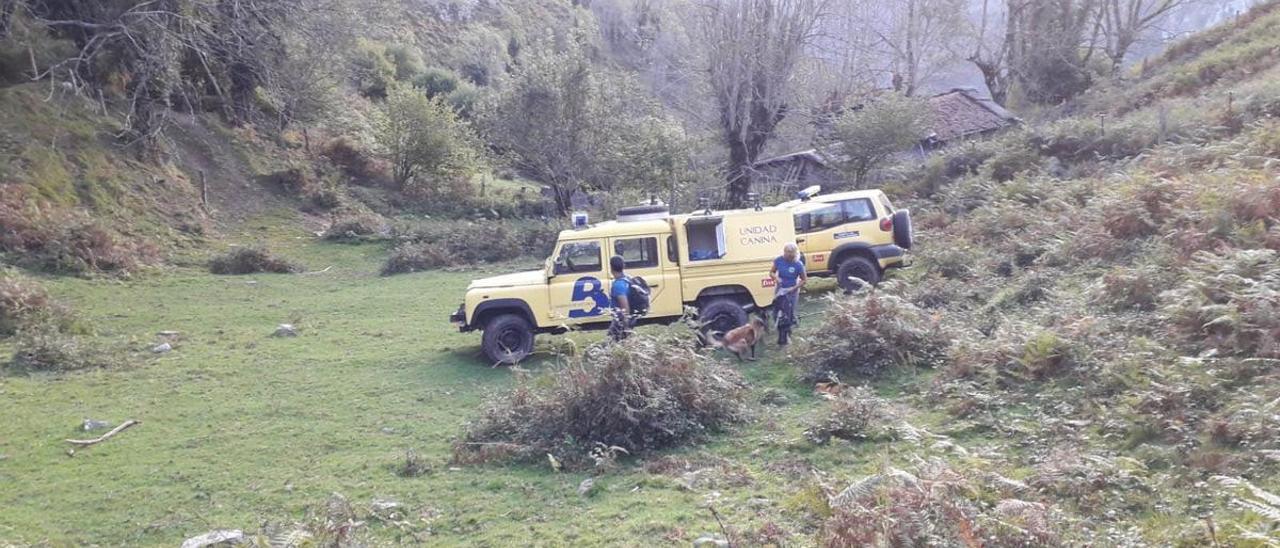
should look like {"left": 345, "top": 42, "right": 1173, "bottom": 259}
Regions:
{"left": 841, "top": 199, "right": 876, "bottom": 222}
{"left": 613, "top": 237, "right": 659, "bottom": 269}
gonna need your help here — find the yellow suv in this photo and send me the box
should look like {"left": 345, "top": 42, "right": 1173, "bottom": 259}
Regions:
{"left": 450, "top": 204, "right": 798, "bottom": 364}
{"left": 780, "top": 189, "right": 912, "bottom": 290}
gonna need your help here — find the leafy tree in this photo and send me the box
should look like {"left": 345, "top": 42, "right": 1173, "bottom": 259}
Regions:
{"left": 375, "top": 86, "right": 479, "bottom": 192}
{"left": 480, "top": 34, "right": 687, "bottom": 214}
{"left": 823, "top": 94, "right": 931, "bottom": 187}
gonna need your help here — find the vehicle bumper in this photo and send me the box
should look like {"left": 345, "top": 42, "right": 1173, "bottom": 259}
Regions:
{"left": 874, "top": 244, "right": 911, "bottom": 269}
{"left": 450, "top": 305, "right": 474, "bottom": 332}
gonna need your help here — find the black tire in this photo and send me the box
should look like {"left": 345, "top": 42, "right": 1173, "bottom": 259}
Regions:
{"left": 836, "top": 255, "right": 881, "bottom": 291}
{"left": 892, "top": 209, "right": 913, "bottom": 250}
{"left": 481, "top": 314, "right": 535, "bottom": 365}
{"left": 697, "top": 298, "right": 748, "bottom": 342}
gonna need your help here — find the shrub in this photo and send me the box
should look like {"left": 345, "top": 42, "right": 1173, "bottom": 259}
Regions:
{"left": 0, "top": 191, "right": 153, "bottom": 275}
{"left": 375, "top": 86, "right": 480, "bottom": 190}
{"left": 380, "top": 219, "right": 561, "bottom": 274}
{"left": 321, "top": 137, "right": 389, "bottom": 186}
{"left": 792, "top": 293, "right": 950, "bottom": 383}
{"left": 0, "top": 269, "right": 75, "bottom": 337}
{"left": 412, "top": 67, "right": 460, "bottom": 98}
{"left": 8, "top": 322, "right": 121, "bottom": 373}
{"left": 803, "top": 387, "right": 897, "bottom": 445}
{"left": 322, "top": 212, "right": 387, "bottom": 242}
{"left": 381, "top": 241, "right": 447, "bottom": 275}
{"left": 209, "top": 247, "right": 300, "bottom": 275}
{"left": 821, "top": 461, "right": 1063, "bottom": 547}
{"left": 981, "top": 143, "right": 1043, "bottom": 182}
{"left": 453, "top": 332, "right": 748, "bottom": 468}
{"left": 1160, "top": 249, "right": 1280, "bottom": 358}
{"left": 1098, "top": 267, "right": 1161, "bottom": 311}
{"left": 1016, "top": 331, "right": 1080, "bottom": 381}
{"left": 265, "top": 167, "right": 313, "bottom": 195}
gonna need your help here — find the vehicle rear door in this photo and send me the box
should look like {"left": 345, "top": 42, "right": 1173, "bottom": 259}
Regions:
{"left": 607, "top": 234, "right": 681, "bottom": 318}
{"left": 547, "top": 239, "right": 610, "bottom": 325}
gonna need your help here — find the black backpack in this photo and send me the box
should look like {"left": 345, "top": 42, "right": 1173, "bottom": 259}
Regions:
{"left": 626, "top": 276, "right": 651, "bottom": 315}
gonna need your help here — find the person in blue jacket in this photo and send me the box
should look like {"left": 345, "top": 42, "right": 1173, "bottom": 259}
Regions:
{"left": 608, "top": 255, "right": 632, "bottom": 340}
{"left": 770, "top": 242, "right": 807, "bottom": 346}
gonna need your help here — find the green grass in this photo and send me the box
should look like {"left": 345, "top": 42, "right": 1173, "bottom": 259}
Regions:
{"left": 0, "top": 230, "right": 933, "bottom": 546}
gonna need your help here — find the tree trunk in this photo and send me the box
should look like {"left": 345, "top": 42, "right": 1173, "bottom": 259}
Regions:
{"left": 726, "top": 138, "right": 752, "bottom": 208}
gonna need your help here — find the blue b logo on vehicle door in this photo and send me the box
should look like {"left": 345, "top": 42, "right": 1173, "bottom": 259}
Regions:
{"left": 569, "top": 276, "right": 609, "bottom": 318}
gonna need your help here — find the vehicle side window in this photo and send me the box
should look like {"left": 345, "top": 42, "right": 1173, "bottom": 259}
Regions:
{"left": 841, "top": 199, "right": 876, "bottom": 222}
{"left": 806, "top": 204, "right": 844, "bottom": 232}
{"left": 613, "top": 237, "right": 659, "bottom": 269}
{"left": 667, "top": 236, "right": 679, "bottom": 265}
{"left": 554, "top": 241, "right": 602, "bottom": 274}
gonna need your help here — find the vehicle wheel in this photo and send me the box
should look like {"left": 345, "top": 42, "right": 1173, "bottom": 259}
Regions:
{"left": 697, "top": 298, "right": 748, "bottom": 342}
{"left": 836, "top": 255, "right": 881, "bottom": 291}
{"left": 892, "top": 209, "right": 913, "bottom": 249}
{"left": 481, "top": 314, "right": 535, "bottom": 365}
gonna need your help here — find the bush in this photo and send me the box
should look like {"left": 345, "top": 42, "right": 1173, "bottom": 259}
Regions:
{"left": 8, "top": 322, "right": 121, "bottom": 373}
{"left": 1, "top": 269, "right": 50, "bottom": 336}
{"left": 1161, "top": 249, "right": 1280, "bottom": 358}
{"left": 376, "top": 86, "right": 480, "bottom": 190}
{"left": 321, "top": 137, "right": 390, "bottom": 186}
{"left": 821, "top": 461, "right": 1063, "bottom": 547}
{"left": 322, "top": 212, "right": 387, "bottom": 242}
{"left": 803, "top": 387, "right": 897, "bottom": 445}
{"left": 453, "top": 332, "right": 748, "bottom": 468}
{"left": 0, "top": 189, "right": 154, "bottom": 275}
{"left": 412, "top": 67, "right": 460, "bottom": 98}
{"left": 380, "top": 219, "right": 561, "bottom": 274}
{"left": 792, "top": 293, "right": 950, "bottom": 382}
{"left": 381, "top": 241, "right": 448, "bottom": 275}
{"left": 209, "top": 247, "right": 300, "bottom": 275}
{"left": 0, "top": 269, "right": 74, "bottom": 336}
{"left": 1098, "top": 267, "right": 1162, "bottom": 311}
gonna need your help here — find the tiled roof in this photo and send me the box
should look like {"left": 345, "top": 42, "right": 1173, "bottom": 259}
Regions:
{"left": 927, "top": 88, "right": 1019, "bottom": 142}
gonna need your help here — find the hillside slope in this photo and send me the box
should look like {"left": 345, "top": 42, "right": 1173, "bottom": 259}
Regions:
{"left": 846, "top": 1, "right": 1280, "bottom": 543}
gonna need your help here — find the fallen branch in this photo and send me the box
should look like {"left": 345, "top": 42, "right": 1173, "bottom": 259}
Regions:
{"left": 303, "top": 266, "right": 333, "bottom": 275}
{"left": 65, "top": 420, "right": 140, "bottom": 447}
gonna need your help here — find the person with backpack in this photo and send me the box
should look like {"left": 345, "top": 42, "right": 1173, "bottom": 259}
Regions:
{"left": 607, "top": 255, "right": 650, "bottom": 341}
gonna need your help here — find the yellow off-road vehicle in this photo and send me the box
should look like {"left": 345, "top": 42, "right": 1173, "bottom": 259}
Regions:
{"left": 450, "top": 204, "right": 798, "bottom": 364}
{"left": 780, "top": 188, "right": 913, "bottom": 291}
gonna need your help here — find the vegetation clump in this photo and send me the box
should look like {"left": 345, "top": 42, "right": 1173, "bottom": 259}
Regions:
{"left": 792, "top": 293, "right": 949, "bottom": 382}
{"left": 8, "top": 321, "right": 121, "bottom": 373}
{"left": 454, "top": 332, "right": 748, "bottom": 468}
{"left": 803, "top": 387, "right": 897, "bottom": 445}
{"left": 0, "top": 269, "right": 64, "bottom": 336}
{"left": 821, "top": 461, "right": 1063, "bottom": 547}
{"left": 380, "top": 219, "right": 560, "bottom": 274}
{"left": 209, "top": 247, "right": 301, "bottom": 275}
{"left": 1161, "top": 249, "right": 1280, "bottom": 358}
{"left": 0, "top": 188, "right": 154, "bottom": 275}
{"left": 322, "top": 212, "right": 387, "bottom": 242}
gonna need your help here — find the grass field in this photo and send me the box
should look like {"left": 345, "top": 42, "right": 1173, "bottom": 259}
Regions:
{"left": 0, "top": 217, "right": 933, "bottom": 546}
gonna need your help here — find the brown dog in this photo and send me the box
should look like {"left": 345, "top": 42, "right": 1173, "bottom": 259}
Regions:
{"left": 709, "top": 316, "right": 769, "bottom": 361}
